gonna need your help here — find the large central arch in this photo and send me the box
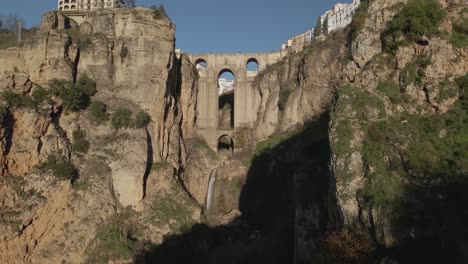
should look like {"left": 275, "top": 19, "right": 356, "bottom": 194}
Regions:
{"left": 218, "top": 68, "right": 235, "bottom": 130}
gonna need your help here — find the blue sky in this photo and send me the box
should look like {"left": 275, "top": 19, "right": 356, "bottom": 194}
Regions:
{"left": 1, "top": 0, "right": 342, "bottom": 53}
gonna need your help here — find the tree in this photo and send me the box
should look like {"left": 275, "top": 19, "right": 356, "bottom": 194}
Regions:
{"left": 315, "top": 16, "right": 322, "bottom": 37}
{"left": 159, "top": 4, "right": 167, "bottom": 18}
{"left": 0, "top": 14, "right": 25, "bottom": 33}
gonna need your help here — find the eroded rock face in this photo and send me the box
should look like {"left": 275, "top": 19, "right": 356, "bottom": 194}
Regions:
{"left": 329, "top": 0, "right": 468, "bottom": 247}
{"left": 0, "top": 8, "right": 200, "bottom": 263}
{"left": 252, "top": 32, "right": 347, "bottom": 140}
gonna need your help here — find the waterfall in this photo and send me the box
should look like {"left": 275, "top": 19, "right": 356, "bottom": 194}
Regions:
{"left": 206, "top": 168, "right": 217, "bottom": 210}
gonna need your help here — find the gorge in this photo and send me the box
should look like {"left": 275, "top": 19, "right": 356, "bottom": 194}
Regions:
{"left": 0, "top": 0, "right": 467, "bottom": 263}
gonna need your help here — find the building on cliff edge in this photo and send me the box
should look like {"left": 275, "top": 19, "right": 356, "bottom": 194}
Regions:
{"left": 58, "top": 0, "right": 124, "bottom": 12}
{"left": 57, "top": 0, "right": 127, "bottom": 25}
{"left": 281, "top": 0, "right": 360, "bottom": 51}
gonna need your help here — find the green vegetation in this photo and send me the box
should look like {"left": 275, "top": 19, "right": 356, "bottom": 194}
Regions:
{"left": 348, "top": 0, "right": 372, "bottom": 40}
{"left": 87, "top": 100, "right": 109, "bottom": 124}
{"left": 120, "top": 46, "right": 129, "bottom": 59}
{"left": 73, "top": 179, "right": 90, "bottom": 191}
{"left": 436, "top": 80, "right": 458, "bottom": 101}
{"left": 358, "top": 74, "right": 467, "bottom": 213}
{"left": 333, "top": 85, "right": 385, "bottom": 120}
{"left": 233, "top": 127, "right": 253, "bottom": 149}
{"left": 315, "top": 16, "right": 323, "bottom": 36}
{"left": 377, "top": 78, "right": 406, "bottom": 104}
{"left": 72, "top": 129, "right": 90, "bottom": 154}
{"left": 278, "top": 87, "right": 293, "bottom": 111}
{"left": 66, "top": 29, "right": 92, "bottom": 50}
{"left": 149, "top": 185, "right": 197, "bottom": 233}
{"left": 254, "top": 125, "right": 312, "bottom": 156}
{"left": 382, "top": 0, "right": 446, "bottom": 52}
{"left": 151, "top": 161, "right": 170, "bottom": 171}
{"left": 331, "top": 120, "right": 354, "bottom": 156}
{"left": 111, "top": 107, "right": 133, "bottom": 129}
{"left": 32, "top": 86, "right": 50, "bottom": 105}
{"left": 85, "top": 211, "right": 135, "bottom": 263}
{"left": 37, "top": 154, "right": 79, "bottom": 181}
{"left": 134, "top": 111, "right": 151, "bottom": 128}
{"left": 400, "top": 62, "right": 422, "bottom": 86}
{"left": 191, "top": 137, "right": 217, "bottom": 160}
{"left": 49, "top": 74, "right": 97, "bottom": 111}
{"left": 0, "top": 29, "right": 18, "bottom": 49}
{"left": 0, "top": 90, "right": 34, "bottom": 108}
{"left": 451, "top": 18, "right": 468, "bottom": 48}
{"left": 151, "top": 4, "right": 168, "bottom": 20}
{"left": 1, "top": 86, "right": 53, "bottom": 109}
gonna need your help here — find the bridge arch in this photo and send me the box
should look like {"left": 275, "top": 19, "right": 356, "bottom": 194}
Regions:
{"left": 218, "top": 68, "right": 236, "bottom": 79}
{"left": 246, "top": 58, "right": 259, "bottom": 71}
{"left": 195, "top": 58, "right": 207, "bottom": 71}
{"left": 218, "top": 134, "right": 234, "bottom": 152}
{"left": 218, "top": 68, "right": 235, "bottom": 129}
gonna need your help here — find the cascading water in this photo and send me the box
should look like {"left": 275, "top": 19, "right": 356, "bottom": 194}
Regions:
{"left": 206, "top": 168, "right": 217, "bottom": 210}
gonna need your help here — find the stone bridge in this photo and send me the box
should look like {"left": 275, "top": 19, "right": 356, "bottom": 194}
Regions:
{"left": 187, "top": 51, "right": 288, "bottom": 150}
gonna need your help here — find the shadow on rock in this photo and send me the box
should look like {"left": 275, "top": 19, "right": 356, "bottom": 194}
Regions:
{"left": 136, "top": 113, "right": 339, "bottom": 264}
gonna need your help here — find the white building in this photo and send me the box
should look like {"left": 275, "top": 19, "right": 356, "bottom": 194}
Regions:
{"left": 58, "top": 0, "right": 124, "bottom": 12}
{"left": 324, "top": 0, "right": 361, "bottom": 34}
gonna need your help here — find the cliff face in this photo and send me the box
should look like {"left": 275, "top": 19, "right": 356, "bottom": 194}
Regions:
{"left": 248, "top": 0, "right": 467, "bottom": 261}
{"left": 0, "top": 8, "right": 201, "bottom": 263}
{"left": 252, "top": 33, "right": 347, "bottom": 140}
{"left": 329, "top": 0, "right": 468, "bottom": 257}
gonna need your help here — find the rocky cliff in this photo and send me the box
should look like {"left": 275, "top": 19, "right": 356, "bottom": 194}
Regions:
{"left": 0, "top": 0, "right": 467, "bottom": 263}
{"left": 0, "top": 8, "right": 205, "bottom": 263}
{"left": 245, "top": 0, "right": 467, "bottom": 262}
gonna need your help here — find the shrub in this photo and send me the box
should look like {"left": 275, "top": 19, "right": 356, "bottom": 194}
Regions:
{"left": 0, "top": 29, "right": 18, "bottom": 50}
{"left": 72, "top": 129, "right": 90, "bottom": 154}
{"left": 151, "top": 4, "right": 168, "bottom": 20}
{"left": 75, "top": 74, "right": 97, "bottom": 97}
{"left": 38, "top": 154, "right": 78, "bottom": 181}
{"left": 451, "top": 19, "right": 468, "bottom": 48}
{"left": 332, "top": 121, "right": 354, "bottom": 156}
{"left": 111, "top": 108, "right": 132, "bottom": 129}
{"left": 32, "top": 86, "right": 49, "bottom": 105}
{"left": 120, "top": 46, "right": 129, "bottom": 58}
{"left": 348, "top": 0, "right": 372, "bottom": 40}
{"left": 382, "top": 0, "right": 446, "bottom": 52}
{"left": 278, "top": 88, "right": 292, "bottom": 111}
{"left": 85, "top": 212, "right": 135, "bottom": 263}
{"left": 313, "top": 230, "right": 374, "bottom": 263}
{"left": 134, "top": 111, "right": 151, "bottom": 128}
{"left": 1, "top": 90, "right": 34, "bottom": 108}
{"left": 88, "top": 100, "right": 109, "bottom": 124}
{"left": 400, "top": 62, "right": 422, "bottom": 85}
{"left": 377, "top": 79, "right": 403, "bottom": 104}
{"left": 49, "top": 75, "right": 97, "bottom": 111}
{"left": 67, "top": 29, "right": 92, "bottom": 50}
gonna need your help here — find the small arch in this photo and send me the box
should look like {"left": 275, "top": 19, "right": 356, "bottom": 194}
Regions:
{"left": 71, "top": 5, "right": 77, "bottom": 9}
{"left": 195, "top": 58, "right": 207, "bottom": 71}
{"left": 218, "top": 135, "right": 234, "bottom": 152}
{"left": 246, "top": 58, "right": 259, "bottom": 71}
